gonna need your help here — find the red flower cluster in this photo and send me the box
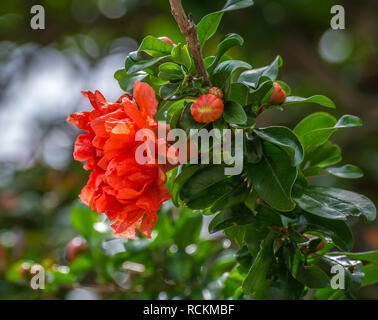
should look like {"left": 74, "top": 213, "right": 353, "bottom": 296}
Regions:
{"left": 67, "top": 82, "right": 171, "bottom": 239}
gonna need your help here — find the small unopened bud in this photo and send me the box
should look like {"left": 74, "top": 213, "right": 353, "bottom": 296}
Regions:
{"left": 158, "top": 37, "right": 174, "bottom": 46}
{"left": 207, "top": 87, "right": 224, "bottom": 99}
{"left": 19, "top": 262, "right": 31, "bottom": 277}
{"left": 268, "top": 82, "right": 286, "bottom": 105}
{"left": 66, "top": 237, "right": 88, "bottom": 262}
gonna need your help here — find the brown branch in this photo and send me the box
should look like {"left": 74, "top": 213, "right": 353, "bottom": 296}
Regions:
{"left": 169, "top": 0, "right": 211, "bottom": 86}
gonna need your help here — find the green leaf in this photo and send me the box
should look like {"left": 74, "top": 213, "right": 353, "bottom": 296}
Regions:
{"left": 223, "top": 101, "right": 247, "bottom": 125}
{"left": 197, "top": 0, "right": 254, "bottom": 48}
{"left": 295, "top": 213, "right": 354, "bottom": 251}
{"left": 296, "top": 265, "right": 330, "bottom": 288}
{"left": 293, "top": 185, "right": 377, "bottom": 222}
{"left": 328, "top": 251, "right": 378, "bottom": 265}
{"left": 325, "top": 164, "right": 363, "bottom": 179}
{"left": 242, "top": 231, "right": 277, "bottom": 296}
{"left": 210, "top": 182, "right": 248, "bottom": 213}
{"left": 159, "top": 83, "right": 180, "bottom": 100}
{"left": 247, "top": 142, "right": 297, "bottom": 212}
{"left": 248, "top": 78, "right": 274, "bottom": 107}
{"left": 211, "top": 60, "right": 251, "bottom": 89}
{"left": 223, "top": 0, "right": 254, "bottom": 11}
{"left": 302, "top": 142, "right": 341, "bottom": 176}
{"left": 180, "top": 165, "right": 243, "bottom": 209}
{"left": 362, "top": 264, "right": 378, "bottom": 287}
{"left": 284, "top": 95, "right": 335, "bottom": 108}
{"left": 171, "top": 43, "right": 192, "bottom": 70}
{"left": 294, "top": 112, "right": 362, "bottom": 150}
{"left": 171, "top": 165, "right": 205, "bottom": 206}
{"left": 254, "top": 126, "right": 304, "bottom": 166}
{"left": 114, "top": 69, "right": 148, "bottom": 92}
{"left": 138, "top": 35, "right": 173, "bottom": 56}
{"left": 208, "top": 33, "right": 244, "bottom": 72}
{"left": 237, "top": 56, "right": 282, "bottom": 87}
{"left": 159, "top": 62, "right": 183, "bottom": 77}
{"left": 125, "top": 51, "right": 169, "bottom": 74}
{"left": 228, "top": 82, "right": 249, "bottom": 105}
{"left": 167, "top": 99, "right": 188, "bottom": 128}
{"left": 70, "top": 201, "right": 98, "bottom": 239}
{"left": 244, "top": 134, "right": 263, "bottom": 164}
{"left": 209, "top": 204, "right": 256, "bottom": 233}
{"left": 265, "top": 263, "right": 305, "bottom": 300}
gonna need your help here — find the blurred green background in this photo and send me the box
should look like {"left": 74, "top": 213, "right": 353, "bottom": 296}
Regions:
{"left": 0, "top": 0, "right": 377, "bottom": 299}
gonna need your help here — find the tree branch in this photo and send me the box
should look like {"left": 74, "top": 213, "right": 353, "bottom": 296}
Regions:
{"left": 169, "top": 0, "right": 210, "bottom": 86}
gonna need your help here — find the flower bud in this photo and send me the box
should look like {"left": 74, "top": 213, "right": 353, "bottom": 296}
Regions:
{"left": 158, "top": 37, "right": 174, "bottom": 46}
{"left": 207, "top": 87, "right": 224, "bottom": 99}
{"left": 66, "top": 237, "right": 88, "bottom": 262}
{"left": 18, "top": 262, "right": 31, "bottom": 277}
{"left": 190, "top": 94, "right": 224, "bottom": 123}
{"left": 268, "top": 82, "right": 286, "bottom": 105}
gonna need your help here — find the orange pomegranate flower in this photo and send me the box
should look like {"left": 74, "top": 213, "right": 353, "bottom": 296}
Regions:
{"left": 67, "top": 82, "right": 171, "bottom": 239}
{"left": 190, "top": 94, "right": 224, "bottom": 123}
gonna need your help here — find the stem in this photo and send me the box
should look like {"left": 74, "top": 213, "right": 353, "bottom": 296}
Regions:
{"left": 169, "top": 0, "right": 211, "bottom": 86}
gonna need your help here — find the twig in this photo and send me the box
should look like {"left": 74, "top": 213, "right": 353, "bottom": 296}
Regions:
{"left": 169, "top": 0, "right": 211, "bottom": 86}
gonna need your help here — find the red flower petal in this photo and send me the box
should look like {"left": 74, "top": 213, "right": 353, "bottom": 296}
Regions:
{"left": 133, "top": 81, "right": 158, "bottom": 117}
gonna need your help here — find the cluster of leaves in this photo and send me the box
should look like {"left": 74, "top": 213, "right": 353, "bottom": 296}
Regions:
{"left": 113, "top": 0, "right": 378, "bottom": 300}
{"left": 4, "top": 200, "right": 236, "bottom": 299}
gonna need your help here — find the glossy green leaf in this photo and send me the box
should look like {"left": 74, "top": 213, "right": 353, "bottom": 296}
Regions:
{"left": 197, "top": 0, "right": 254, "bottom": 48}
{"left": 325, "top": 164, "right": 363, "bottom": 179}
{"left": 180, "top": 165, "right": 242, "bottom": 209}
{"left": 114, "top": 69, "right": 148, "bottom": 92}
{"left": 242, "top": 232, "right": 277, "bottom": 296}
{"left": 362, "top": 264, "right": 378, "bottom": 287}
{"left": 237, "top": 56, "right": 282, "bottom": 87}
{"left": 126, "top": 54, "right": 169, "bottom": 74}
{"left": 159, "top": 83, "right": 180, "bottom": 99}
{"left": 246, "top": 77, "right": 273, "bottom": 106}
{"left": 223, "top": 101, "right": 247, "bottom": 125}
{"left": 294, "top": 112, "right": 362, "bottom": 150}
{"left": 209, "top": 204, "right": 256, "bottom": 233}
{"left": 166, "top": 99, "right": 188, "bottom": 128}
{"left": 328, "top": 251, "right": 378, "bottom": 265}
{"left": 208, "top": 33, "right": 244, "bottom": 72}
{"left": 247, "top": 142, "right": 297, "bottom": 212}
{"left": 171, "top": 43, "right": 192, "bottom": 70}
{"left": 171, "top": 165, "right": 205, "bottom": 206}
{"left": 228, "top": 82, "right": 249, "bottom": 105}
{"left": 244, "top": 134, "right": 263, "bottom": 164}
{"left": 302, "top": 142, "right": 341, "bottom": 176}
{"left": 138, "top": 35, "right": 173, "bottom": 56}
{"left": 284, "top": 95, "right": 335, "bottom": 108}
{"left": 254, "top": 126, "right": 304, "bottom": 166}
{"left": 211, "top": 60, "right": 251, "bottom": 89}
{"left": 296, "top": 265, "right": 330, "bottom": 288}
{"left": 159, "top": 62, "right": 183, "bottom": 77}
{"left": 293, "top": 185, "right": 376, "bottom": 222}
{"left": 210, "top": 182, "right": 248, "bottom": 213}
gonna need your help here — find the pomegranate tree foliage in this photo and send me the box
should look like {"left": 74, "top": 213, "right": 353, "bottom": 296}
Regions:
{"left": 115, "top": 0, "right": 377, "bottom": 299}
